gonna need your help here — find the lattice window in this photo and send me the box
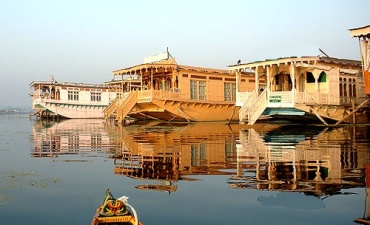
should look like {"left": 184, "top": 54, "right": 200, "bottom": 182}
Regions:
{"left": 190, "top": 80, "right": 198, "bottom": 100}
{"left": 224, "top": 83, "right": 236, "bottom": 101}
{"left": 199, "top": 81, "right": 206, "bottom": 100}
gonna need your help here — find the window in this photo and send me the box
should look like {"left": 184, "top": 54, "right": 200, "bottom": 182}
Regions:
{"left": 340, "top": 76, "right": 357, "bottom": 98}
{"left": 68, "top": 134, "right": 79, "bottom": 150}
{"left": 165, "top": 77, "right": 171, "bottom": 91}
{"left": 91, "top": 90, "right": 102, "bottom": 102}
{"left": 224, "top": 83, "right": 236, "bottom": 101}
{"left": 318, "top": 72, "right": 326, "bottom": 82}
{"left": 190, "top": 80, "right": 206, "bottom": 100}
{"left": 199, "top": 81, "right": 206, "bottom": 100}
{"left": 191, "top": 144, "right": 207, "bottom": 166}
{"left": 225, "top": 140, "right": 236, "bottom": 162}
{"left": 68, "top": 88, "right": 79, "bottom": 101}
{"left": 91, "top": 134, "right": 102, "bottom": 148}
{"left": 306, "top": 72, "right": 315, "bottom": 83}
{"left": 190, "top": 80, "right": 198, "bottom": 99}
{"left": 352, "top": 84, "right": 356, "bottom": 97}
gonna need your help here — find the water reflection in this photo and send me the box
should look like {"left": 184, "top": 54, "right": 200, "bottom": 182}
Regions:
{"left": 231, "top": 125, "right": 368, "bottom": 198}
{"left": 29, "top": 119, "right": 370, "bottom": 223}
{"left": 108, "top": 121, "right": 254, "bottom": 193}
{"left": 31, "top": 120, "right": 369, "bottom": 198}
{"left": 31, "top": 119, "right": 116, "bottom": 160}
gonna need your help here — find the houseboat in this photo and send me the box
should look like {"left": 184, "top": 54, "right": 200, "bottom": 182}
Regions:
{"left": 349, "top": 25, "right": 370, "bottom": 95}
{"left": 104, "top": 51, "right": 259, "bottom": 123}
{"left": 29, "top": 78, "right": 119, "bottom": 119}
{"left": 228, "top": 56, "right": 369, "bottom": 125}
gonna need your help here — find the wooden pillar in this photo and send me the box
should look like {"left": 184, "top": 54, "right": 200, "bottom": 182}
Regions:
{"left": 255, "top": 66, "right": 259, "bottom": 93}
{"left": 352, "top": 99, "right": 356, "bottom": 124}
{"left": 235, "top": 70, "right": 240, "bottom": 92}
{"left": 171, "top": 69, "right": 175, "bottom": 90}
{"left": 364, "top": 36, "right": 369, "bottom": 69}
{"left": 290, "top": 64, "right": 296, "bottom": 103}
{"left": 129, "top": 72, "right": 132, "bottom": 91}
{"left": 313, "top": 69, "right": 319, "bottom": 102}
{"left": 140, "top": 70, "right": 143, "bottom": 90}
{"left": 314, "top": 69, "right": 319, "bottom": 92}
{"left": 151, "top": 68, "right": 154, "bottom": 90}
{"left": 270, "top": 64, "right": 277, "bottom": 91}
{"left": 266, "top": 66, "right": 271, "bottom": 99}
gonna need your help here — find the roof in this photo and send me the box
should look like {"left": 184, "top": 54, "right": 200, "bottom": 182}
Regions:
{"left": 113, "top": 58, "right": 178, "bottom": 75}
{"left": 349, "top": 25, "right": 370, "bottom": 38}
{"left": 29, "top": 81, "right": 108, "bottom": 88}
{"left": 228, "top": 56, "right": 361, "bottom": 70}
{"left": 113, "top": 58, "right": 229, "bottom": 76}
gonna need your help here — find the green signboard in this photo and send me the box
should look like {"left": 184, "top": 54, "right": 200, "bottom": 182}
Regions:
{"left": 269, "top": 96, "right": 281, "bottom": 103}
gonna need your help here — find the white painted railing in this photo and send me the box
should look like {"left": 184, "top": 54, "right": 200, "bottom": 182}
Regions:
{"left": 238, "top": 89, "right": 268, "bottom": 125}
{"left": 247, "top": 90, "right": 268, "bottom": 125}
{"left": 269, "top": 91, "right": 363, "bottom": 106}
{"left": 239, "top": 89, "right": 258, "bottom": 121}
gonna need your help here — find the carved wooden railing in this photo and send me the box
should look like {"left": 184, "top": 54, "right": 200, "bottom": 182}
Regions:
{"left": 103, "top": 97, "right": 120, "bottom": 119}
{"left": 116, "top": 91, "right": 138, "bottom": 123}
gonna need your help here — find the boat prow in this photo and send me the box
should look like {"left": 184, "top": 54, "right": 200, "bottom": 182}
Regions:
{"left": 91, "top": 189, "right": 143, "bottom": 225}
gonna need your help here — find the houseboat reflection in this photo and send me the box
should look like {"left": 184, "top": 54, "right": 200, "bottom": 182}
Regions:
{"left": 31, "top": 119, "right": 369, "bottom": 198}
{"left": 31, "top": 119, "right": 116, "bottom": 159}
{"left": 230, "top": 125, "right": 369, "bottom": 198}
{"left": 110, "top": 121, "right": 260, "bottom": 193}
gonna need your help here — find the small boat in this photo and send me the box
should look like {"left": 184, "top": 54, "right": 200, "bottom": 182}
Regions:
{"left": 91, "top": 189, "right": 143, "bottom": 225}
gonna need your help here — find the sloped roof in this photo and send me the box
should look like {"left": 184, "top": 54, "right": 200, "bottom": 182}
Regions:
{"left": 349, "top": 25, "right": 370, "bottom": 38}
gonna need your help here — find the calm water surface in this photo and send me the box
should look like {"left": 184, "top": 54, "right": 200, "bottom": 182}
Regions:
{"left": 0, "top": 115, "right": 369, "bottom": 225}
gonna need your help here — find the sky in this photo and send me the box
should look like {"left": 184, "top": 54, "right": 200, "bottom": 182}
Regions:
{"left": 0, "top": 0, "right": 369, "bottom": 108}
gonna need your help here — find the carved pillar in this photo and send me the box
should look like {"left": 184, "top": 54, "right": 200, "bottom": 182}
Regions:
{"left": 266, "top": 66, "right": 271, "bottom": 101}
{"left": 255, "top": 66, "right": 259, "bottom": 93}
{"left": 290, "top": 64, "right": 296, "bottom": 103}
{"left": 151, "top": 68, "right": 154, "bottom": 90}
{"left": 235, "top": 70, "right": 240, "bottom": 92}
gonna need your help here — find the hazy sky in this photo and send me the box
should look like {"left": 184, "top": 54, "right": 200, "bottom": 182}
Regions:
{"left": 0, "top": 0, "right": 369, "bottom": 107}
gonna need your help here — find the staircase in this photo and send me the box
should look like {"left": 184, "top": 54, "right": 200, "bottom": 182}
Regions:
{"left": 103, "top": 97, "right": 120, "bottom": 119}
{"left": 239, "top": 89, "right": 268, "bottom": 125}
{"left": 116, "top": 91, "right": 138, "bottom": 123}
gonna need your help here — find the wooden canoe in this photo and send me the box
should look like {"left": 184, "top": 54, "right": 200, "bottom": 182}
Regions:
{"left": 91, "top": 189, "right": 143, "bottom": 225}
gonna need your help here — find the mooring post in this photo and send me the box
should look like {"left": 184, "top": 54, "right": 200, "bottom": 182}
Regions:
{"left": 352, "top": 99, "right": 356, "bottom": 125}
{"left": 310, "top": 107, "right": 328, "bottom": 126}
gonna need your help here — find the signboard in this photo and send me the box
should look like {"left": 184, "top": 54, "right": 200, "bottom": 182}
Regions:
{"left": 143, "top": 52, "right": 169, "bottom": 64}
{"left": 269, "top": 96, "right": 281, "bottom": 103}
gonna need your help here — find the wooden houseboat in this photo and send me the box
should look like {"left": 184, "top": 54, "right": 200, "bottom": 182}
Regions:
{"left": 29, "top": 79, "right": 118, "bottom": 119}
{"left": 228, "top": 56, "right": 369, "bottom": 125}
{"left": 104, "top": 52, "right": 259, "bottom": 123}
{"left": 349, "top": 25, "right": 370, "bottom": 95}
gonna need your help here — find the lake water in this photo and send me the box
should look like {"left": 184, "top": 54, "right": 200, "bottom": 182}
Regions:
{"left": 0, "top": 114, "right": 369, "bottom": 225}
